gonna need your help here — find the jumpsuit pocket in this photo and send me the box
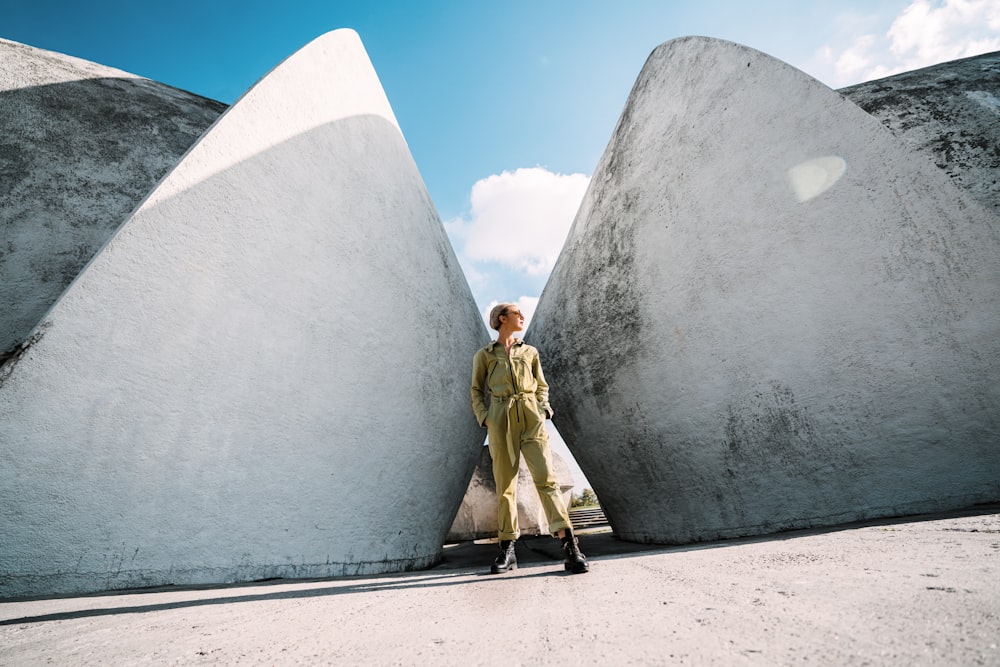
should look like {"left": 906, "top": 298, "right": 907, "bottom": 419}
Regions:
{"left": 521, "top": 397, "right": 548, "bottom": 440}
{"left": 484, "top": 399, "right": 502, "bottom": 430}
{"left": 510, "top": 358, "right": 533, "bottom": 391}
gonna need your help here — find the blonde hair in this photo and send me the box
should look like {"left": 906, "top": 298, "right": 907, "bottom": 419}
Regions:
{"left": 489, "top": 303, "right": 517, "bottom": 331}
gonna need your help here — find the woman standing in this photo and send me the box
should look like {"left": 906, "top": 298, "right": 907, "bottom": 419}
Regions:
{"left": 471, "top": 303, "right": 589, "bottom": 574}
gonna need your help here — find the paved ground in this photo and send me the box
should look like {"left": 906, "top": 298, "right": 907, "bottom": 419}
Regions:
{"left": 2, "top": 506, "right": 998, "bottom": 666}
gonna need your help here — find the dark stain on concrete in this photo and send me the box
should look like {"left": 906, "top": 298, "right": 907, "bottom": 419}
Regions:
{"left": 722, "top": 382, "right": 861, "bottom": 510}
{"left": 724, "top": 382, "right": 817, "bottom": 465}
{"left": 840, "top": 50, "right": 1000, "bottom": 218}
{"left": 0, "top": 322, "right": 50, "bottom": 386}
{"left": 535, "top": 79, "right": 650, "bottom": 402}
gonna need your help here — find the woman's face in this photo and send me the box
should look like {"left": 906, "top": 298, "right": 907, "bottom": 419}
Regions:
{"left": 502, "top": 308, "right": 525, "bottom": 332}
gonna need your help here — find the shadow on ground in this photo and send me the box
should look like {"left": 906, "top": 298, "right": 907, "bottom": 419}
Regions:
{"left": 3, "top": 501, "right": 996, "bottom": 624}
{"left": 440, "top": 501, "right": 1000, "bottom": 571}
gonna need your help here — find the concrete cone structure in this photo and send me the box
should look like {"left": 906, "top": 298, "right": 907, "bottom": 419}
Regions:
{"left": 0, "top": 38, "right": 226, "bottom": 358}
{"left": 527, "top": 37, "right": 1000, "bottom": 545}
{"left": 0, "top": 29, "right": 487, "bottom": 598}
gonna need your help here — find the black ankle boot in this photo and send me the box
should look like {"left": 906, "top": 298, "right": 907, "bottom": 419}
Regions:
{"left": 561, "top": 528, "right": 589, "bottom": 574}
{"left": 491, "top": 539, "right": 517, "bottom": 574}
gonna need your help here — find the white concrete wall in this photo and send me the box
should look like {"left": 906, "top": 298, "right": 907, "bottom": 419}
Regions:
{"left": 0, "top": 38, "right": 225, "bottom": 357}
{"left": 528, "top": 37, "right": 1000, "bottom": 544}
{"left": 0, "top": 29, "right": 488, "bottom": 598}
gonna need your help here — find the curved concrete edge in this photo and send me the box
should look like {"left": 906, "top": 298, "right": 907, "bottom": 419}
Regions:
{"left": 839, "top": 50, "right": 1000, "bottom": 219}
{"left": 0, "top": 30, "right": 488, "bottom": 598}
{"left": 5, "top": 553, "right": 445, "bottom": 599}
{"left": 529, "top": 35, "right": 1000, "bottom": 545}
{"left": 0, "top": 38, "right": 226, "bottom": 355}
{"left": 140, "top": 28, "right": 400, "bottom": 206}
{"left": 0, "top": 37, "right": 147, "bottom": 83}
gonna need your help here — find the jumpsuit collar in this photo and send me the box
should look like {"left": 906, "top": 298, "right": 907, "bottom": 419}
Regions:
{"left": 487, "top": 338, "right": 524, "bottom": 352}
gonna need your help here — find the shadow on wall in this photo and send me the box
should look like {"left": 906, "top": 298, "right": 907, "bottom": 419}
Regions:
{"left": 4, "top": 34, "right": 999, "bottom": 601}
{"left": 0, "top": 77, "right": 226, "bottom": 359}
{"left": 0, "top": 113, "right": 487, "bottom": 598}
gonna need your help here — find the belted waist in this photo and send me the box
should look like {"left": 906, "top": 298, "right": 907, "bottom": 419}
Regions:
{"left": 492, "top": 392, "right": 534, "bottom": 467}
{"left": 491, "top": 392, "right": 533, "bottom": 402}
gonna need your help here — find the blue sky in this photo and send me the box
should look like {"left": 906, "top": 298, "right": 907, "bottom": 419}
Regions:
{"left": 5, "top": 0, "right": 998, "bottom": 488}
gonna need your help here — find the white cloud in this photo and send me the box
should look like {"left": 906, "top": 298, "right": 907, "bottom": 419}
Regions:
{"left": 814, "top": 0, "right": 1000, "bottom": 87}
{"left": 832, "top": 33, "right": 880, "bottom": 83}
{"left": 444, "top": 167, "right": 590, "bottom": 277}
{"left": 886, "top": 0, "right": 1000, "bottom": 66}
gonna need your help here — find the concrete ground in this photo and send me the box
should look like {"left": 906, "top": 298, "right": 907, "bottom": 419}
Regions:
{"left": 1, "top": 506, "right": 998, "bottom": 666}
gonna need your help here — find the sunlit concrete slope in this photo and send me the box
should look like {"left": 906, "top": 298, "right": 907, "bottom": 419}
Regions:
{"left": 0, "top": 38, "right": 226, "bottom": 358}
{"left": 0, "top": 29, "right": 488, "bottom": 598}
{"left": 528, "top": 36, "right": 1000, "bottom": 545}
{"left": 839, "top": 51, "right": 1000, "bottom": 219}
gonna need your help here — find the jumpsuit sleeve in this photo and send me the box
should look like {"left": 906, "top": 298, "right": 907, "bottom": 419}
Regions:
{"left": 471, "top": 349, "right": 489, "bottom": 427}
{"left": 532, "top": 349, "right": 554, "bottom": 419}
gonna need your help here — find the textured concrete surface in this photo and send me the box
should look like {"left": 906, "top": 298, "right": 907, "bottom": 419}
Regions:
{"left": 840, "top": 50, "right": 1000, "bottom": 219}
{"left": 0, "top": 30, "right": 488, "bottom": 598}
{"left": 5, "top": 28, "right": 998, "bottom": 604}
{"left": 528, "top": 37, "right": 1000, "bottom": 545}
{"left": 0, "top": 38, "right": 226, "bottom": 357}
{"left": 2, "top": 506, "right": 997, "bottom": 665}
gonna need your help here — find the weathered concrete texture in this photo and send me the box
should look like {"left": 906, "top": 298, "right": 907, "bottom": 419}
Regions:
{"left": 528, "top": 37, "right": 1000, "bottom": 545}
{"left": 0, "top": 29, "right": 488, "bottom": 598}
{"left": 446, "top": 445, "right": 574, "bottom": 541}
{"left": 840, "top": 50, "right": 1000, "bottom": 219}
{"left": 0, "top": 38, "right": 227, "bottom": 358}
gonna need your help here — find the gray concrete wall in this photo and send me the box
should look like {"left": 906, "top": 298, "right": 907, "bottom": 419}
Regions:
{"left": 839, "top": 51, "right": 1000, "bottom": 219}
{"left": 0, "top": 30, "right": 488, "bottom": 598}
{"left": 528, "top": 36, "right": 1000, "bottom": 545}
{"left": 0, "top": 38, "right": 226, "bottom": 358}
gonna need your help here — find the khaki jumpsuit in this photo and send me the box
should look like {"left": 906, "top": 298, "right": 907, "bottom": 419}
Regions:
{"left": 471, "top": 339, "right": 572, "bottom": 541}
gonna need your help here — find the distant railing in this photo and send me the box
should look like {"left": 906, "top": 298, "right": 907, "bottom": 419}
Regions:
{"left": 569, "top": 505, "right": 609, "bottom": 529}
